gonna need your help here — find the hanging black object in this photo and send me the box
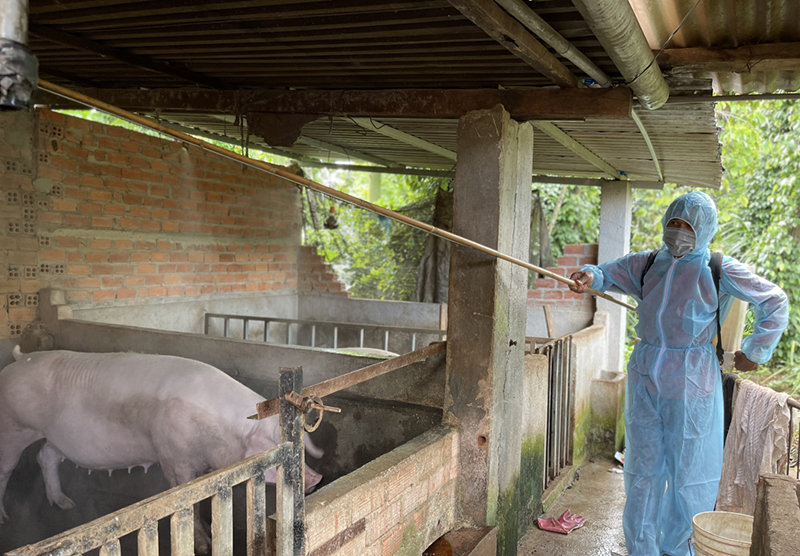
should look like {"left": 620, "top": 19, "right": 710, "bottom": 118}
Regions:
{"left": 324, "top": 206, "right": 339, "bottom": 230}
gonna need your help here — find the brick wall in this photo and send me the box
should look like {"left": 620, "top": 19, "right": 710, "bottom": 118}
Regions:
{"left": 527, "top": 243, "right": 597, "bottom": 311}
{"left": 0, "top": 108, "right": 347, "bottom": 340}
{"left": 304, "top": 426, "right": 457, "bottom": 556}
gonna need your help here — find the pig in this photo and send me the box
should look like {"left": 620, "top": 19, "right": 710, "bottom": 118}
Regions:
{"left": 0, "top": 347, "right": 323, "bottom": 553}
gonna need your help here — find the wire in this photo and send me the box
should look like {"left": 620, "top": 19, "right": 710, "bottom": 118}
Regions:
{"left": 626, "top": 0, "right": 704, "bottom": 86}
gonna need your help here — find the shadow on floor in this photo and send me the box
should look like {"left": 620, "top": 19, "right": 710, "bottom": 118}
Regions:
{"left": 518, "top": 461, "right": 627, "bottom": 556}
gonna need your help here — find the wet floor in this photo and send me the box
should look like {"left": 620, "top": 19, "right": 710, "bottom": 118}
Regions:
{"left": 518, "top": 461, "right": 627, "bottom": 556}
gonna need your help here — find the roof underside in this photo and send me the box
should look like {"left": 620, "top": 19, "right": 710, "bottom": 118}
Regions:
{"left": 29, "top": 0, "right": 793, "bottom": 189}
{"left": 632, "top": 0, "right": 800, "bottom": 94}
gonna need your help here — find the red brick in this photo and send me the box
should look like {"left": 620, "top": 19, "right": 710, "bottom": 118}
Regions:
{"left": 91, "top": 264, "right": 113, "bottom": 275}
{"left": 57, "top": 236, "right": 80, "bottom": 248}
{"left": 76, "top": 277, "right": 101, "bottom": 288}
{"left": 137, "top": 264, "right": 157, "bottom": 274}
{"left": 79, "top": 202, "right": 102, "bottom": 214}
{"left": 141, "top": 220, "right": 161, "bottom": 231}
{"left": 115, "top": 240, "right": 133, "bottom": 250}
{"left": 90, "top": 239, "right": 112, "bottom": 249}
{"left": 123, "top": 276, "right": 145, "bottom": 286}
{"left": 107, "top": 126, "right": 128, "bottom": 138}
{"left": 92, "top": 217, "right": 114, "bottom": 228}
{"left": 148, "top": 286, "right": 166, "bottom": 296}
{"left": 151, "top": 252, "right": 169, "bottom": 262}
{"left": 53, "top": 199, "right": 78, "bottom": 212}
{"left": 64, "top": 214, "right": 89, "bottom": 227}
{"left": 563, "top": 244, "right": 584, "bottom": 255}
{"left": 120, "top": 218, "right": 140, "bottom": 229}
{"left": 101, "top": 276, "right": 123, "bottom": 287}
{"left": 162, "top": 222, "right": 179, "bottom": 232}
{"left": 104, "top": 205, "right": 125, "bottom": 216}
{"left": 85, "top": 252, "right": 108, "bottom": 263}
{"left": 117, "top": 288, "right": 137, "bottom": 299}
{"left": 543, "top": 290, "right": 563, "bottom": 300}
{"left": 109, "top": 253, "right": 130, "bottom": 263}
{"left": 557, "top": 256, "right": 578, "bottom": 267}
{"left": 41, "top": 249, "right": 66, "bottom": 261}
{"left": 81, "top": 176, "right": 104, "bottom": 189}
{"left": 113, "top": 265, "right": 134, "bottom": 275}
{"left": 90, "top": 190, "right": 113, "bottom": 202}
{"left": 68, "top": 265, "right": 90, "bottom": 275}
{"left": 93, "top": 289, "right": 116, "bottom": 302}
{"left": 38, "top": 212, "right": 63, "bottom": 224}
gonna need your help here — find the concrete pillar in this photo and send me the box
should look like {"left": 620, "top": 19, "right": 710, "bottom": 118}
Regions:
{"left": 597, "top": 182, "right": 632, "bottom": 374}
{"left": 444, "top": 105, "right": 532, "bottom": 556}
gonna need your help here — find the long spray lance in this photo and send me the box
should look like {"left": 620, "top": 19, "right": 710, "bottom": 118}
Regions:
{"left": 36, "top": 79, "right": 636, "bottom": 312}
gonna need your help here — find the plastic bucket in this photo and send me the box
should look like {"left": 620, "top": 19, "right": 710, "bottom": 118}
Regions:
{"left": 691, "top": 511, "right": 753, "bottom": 556}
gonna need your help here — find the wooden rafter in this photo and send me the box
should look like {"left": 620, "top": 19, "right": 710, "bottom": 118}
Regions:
{"left": 533, "top": 122, "right": 623, "bottom": 180}
{"left": 658, "top": 42, "right": 800, "bottom": 73}
{"left": 352, "top": 118, "right": 457, "bottom": 162}
{"left": 297, "top": 136, "right": 403, "bottom": 168}
{"left": 29, "top": 23, "right": 227, "bottom": 89}
{"left": 33, "top": 87, "right": 633, "bottom": 120}
{"left": 630, "top": 111, "right": 663, "bottom": 181}
{"left": 446, "top": 0, "right": 578, "bottom": 87}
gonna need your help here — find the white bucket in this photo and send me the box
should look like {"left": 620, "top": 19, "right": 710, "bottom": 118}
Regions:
{"left": 691, "top": 511, "right": 753, "bottom": 556}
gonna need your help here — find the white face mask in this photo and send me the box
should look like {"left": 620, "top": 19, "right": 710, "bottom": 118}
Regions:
{"left": 663, "top": 226, "right": 696, "bottom": 258}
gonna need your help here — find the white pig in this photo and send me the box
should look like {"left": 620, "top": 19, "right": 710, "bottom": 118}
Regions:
{"left": 0, "top": 347, "right": 323, "bottom": 553}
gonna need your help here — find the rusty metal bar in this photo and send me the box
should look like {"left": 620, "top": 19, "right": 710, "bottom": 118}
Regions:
{"left": 6, "top": 444, "right": 289, "bottom": 556}
{"left": 254, "top": 342, "right": 446, "bottom": 420}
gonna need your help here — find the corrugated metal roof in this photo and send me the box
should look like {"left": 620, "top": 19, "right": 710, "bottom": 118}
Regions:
{"left": 156, "top": 100, "right": 721, "bottom": 189}
{"left": 631, "top": 0, "right": 800, "bottom": 94}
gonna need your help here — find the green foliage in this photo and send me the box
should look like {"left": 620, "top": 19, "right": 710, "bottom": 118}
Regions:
{"left": 302, "top": 170, "right": 445, "bottom": 301}
{"left": 625, "top": 99, "right": 800, "bottom": 366}
{"left": 537, "top": 183, "right": 601, "bottom": 257}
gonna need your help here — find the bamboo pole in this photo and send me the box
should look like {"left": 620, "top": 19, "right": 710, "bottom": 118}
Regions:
{"left": 37, "top": 79, "right": 635, "bottom": 312}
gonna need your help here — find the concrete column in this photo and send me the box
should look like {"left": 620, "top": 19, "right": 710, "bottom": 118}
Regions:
{"left": 444, "top": 105, "right": 532, "bottom": 556}
{"left": 597, "top": 182, "right": 632, "bottom": 374}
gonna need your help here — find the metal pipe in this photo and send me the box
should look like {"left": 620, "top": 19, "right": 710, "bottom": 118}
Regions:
{"left": 494, "top": 0, "right": 611, "bottom": 87}
{"left": 571, "top": 0, "right": 669, "bottom": 109}
{"left": 0, "top": 0, "right": 38, "bottom": 109}
{"left": 37, "top": 79, "right": 636, "bottom": 312}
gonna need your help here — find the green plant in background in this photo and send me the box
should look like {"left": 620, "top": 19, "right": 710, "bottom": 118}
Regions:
{"left": 302, "top": 170, "right": 446, "bottom": 301}
{"left": 623, "top": 99, "right": 800, "bottom": 385}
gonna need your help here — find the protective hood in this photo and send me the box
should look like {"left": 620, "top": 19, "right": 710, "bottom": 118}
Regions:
{"left": 661, "top": 191, "right": 718, "bottom": 253}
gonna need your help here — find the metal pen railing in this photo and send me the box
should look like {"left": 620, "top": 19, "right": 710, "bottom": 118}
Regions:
{"left": 204, "top": 313, "right": 446, "bottom": 353}
{"left": 6, "top": 367, "right": 310, "bottom": 556}
{"left": 533, "top": 335, "right": 574, "bottom": 490}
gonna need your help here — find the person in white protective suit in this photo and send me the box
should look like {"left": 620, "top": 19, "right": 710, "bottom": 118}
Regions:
{"left": 568, "top": 191, "right": 789, "bottom": 556}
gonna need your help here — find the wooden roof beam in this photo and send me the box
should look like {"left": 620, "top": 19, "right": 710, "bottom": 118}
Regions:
{"left": 33, "top": 87, "right": 633, "bottom": 120}
{"left": 630, "top": 110, "right": 663, "bottom": 181}
{"left": 447, "top": 0, "right": 578, "bottom": 87}
{"left": 29, "top": 23, "right": 227, "bottom": 89}
{"left": 533, "top": 122, "right": 624, "bottom": 180}
{"left": 658, "top": 42, "right": 800, "bottom": 73}
{"left": 352, "top": 118, "right": 457, "bottom": 162}
{"left": 296, "top": 136, "right": 404, "bottom": 168}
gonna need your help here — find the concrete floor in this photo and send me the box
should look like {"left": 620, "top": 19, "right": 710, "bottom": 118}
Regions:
{"left": 518, "top": 461, "right": 627, "bottom": 556}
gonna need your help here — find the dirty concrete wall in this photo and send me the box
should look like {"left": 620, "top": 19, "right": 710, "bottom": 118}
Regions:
{"left": 0, "top": 108, "right": 347, "bottom": 357}
{"left": 589, "top": 371, "right": 626, "bottom": 459}
{"left": 72, "top": 292, "right": 298, "bottom": 334}
{"left": 304, "top": 426, "right": 457, "bottom": 556}
{"left": 570, "top": 312, "right": 610, "bottom": 465}
{"left": 526, "top": 244, "right": 596, "bottom": 339}
{"left": 751, "top": 473, "right": 800, "bottom": 556}
{"left": 296, "top": 294, "right": 446, "bottom": 354}
{"left": 518, "top": 353, "right": 548, "bottom": 536}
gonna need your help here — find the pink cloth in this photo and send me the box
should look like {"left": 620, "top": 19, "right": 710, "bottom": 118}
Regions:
{"left": 536, "top": 510, "right": 586, "bottom": 534}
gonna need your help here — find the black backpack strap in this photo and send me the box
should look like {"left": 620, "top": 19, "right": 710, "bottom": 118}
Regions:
{"left": 639, "top": 249, "right": 659, "bottom": 291}
{"left": 709, "top": 251, "right": 724, "bottom": 367}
